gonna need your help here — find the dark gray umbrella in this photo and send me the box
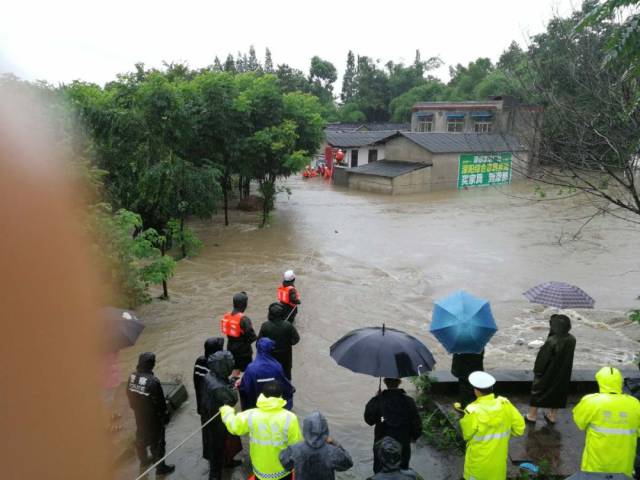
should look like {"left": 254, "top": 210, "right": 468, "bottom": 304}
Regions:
{"left": 523, "top": 281, "right": 595, "bottom": 309}
{"left": 329, "top": 325, "right": 436, "bottom": 378}
{"left": 565, "top": 473, "right": 628, "bottom": 479}
{"left": 103, "top": 307, "right": 144, "bottom": 351}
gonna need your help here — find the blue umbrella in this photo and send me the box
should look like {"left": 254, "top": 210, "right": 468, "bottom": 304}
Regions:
{"left": 430, "top": 290, "right": 497, "bottom": 354}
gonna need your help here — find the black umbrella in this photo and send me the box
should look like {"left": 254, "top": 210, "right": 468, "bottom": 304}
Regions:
{"left": 103, "top": 307, "right": 145, "bottom": 351}
{"left": 329, "top": 325, "right": 436, "bottom": 379}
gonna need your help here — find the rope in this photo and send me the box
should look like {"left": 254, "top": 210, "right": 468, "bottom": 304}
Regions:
{"left": 134, "top": 410, "right": 221, "bottom": 480}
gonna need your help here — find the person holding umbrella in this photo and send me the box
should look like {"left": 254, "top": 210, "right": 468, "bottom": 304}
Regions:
{"left": 525, "top": 314, "right": 576, "bottom": 425}
{"left": 364, "top": 378, "right": 422, "bottom": 473}
{"left": 460, "top": 371, "right": 525, "bottom": 480}
{"left": 451, "top": 350, "right": 485, "bottom": 408}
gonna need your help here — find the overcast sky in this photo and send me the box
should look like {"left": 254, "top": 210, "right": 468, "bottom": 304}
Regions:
{"left": 2, "top": 0, "right": 578, "bottom": 86}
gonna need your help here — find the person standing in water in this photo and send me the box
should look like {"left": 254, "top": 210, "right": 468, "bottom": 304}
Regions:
{"left": 278, "top": 270, "right": 301, "bottom": 322}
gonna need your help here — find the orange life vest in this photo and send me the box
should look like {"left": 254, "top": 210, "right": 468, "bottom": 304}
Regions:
{"left": 220, "top": 312, "right": 244, "bottom": 338}
{"left": 277, "top": 285, "right": 300, "bottom": 307}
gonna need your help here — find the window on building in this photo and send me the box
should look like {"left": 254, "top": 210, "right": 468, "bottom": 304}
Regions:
{"left": 368, "top": 149, "right": 378, "bottom": 163}
{"left": 350, "top": 149, "right": 359, "bottom": 168}
{"left": 447, "top": 118, "right": 464, "bottom": 132}
{"left": 474, "top": 121, "right": 492, "bottom": 133}
{"left": 417, "top": 119, "right": 433, "bottom": 132}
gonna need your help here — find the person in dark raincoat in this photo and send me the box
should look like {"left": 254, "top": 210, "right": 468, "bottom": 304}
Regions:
{"left": 370, "top": 437, "right": 421, "bottom": 480}
{"left": 200, "top": 351, "right": 240, "bottom": 480}
{"left": 526, "top": 314, "right": 576, "bottom": 424}
{"left": 223, "top": 292, "right": 257, "bottom": 376}
{"left": 240, "top": 337, "right": 295, "bottom": 410}
{"left": 126, "top": 352, "right": 175, "bottom": 475}
{"left": 258, "top": 303, "right": 300, "bottom": 380}
{"left": 193, "top": 337, "right": 225, "bottom": 416}
{"left": 451, "top": 350, "right": 484, "bottom": 408}
{"left": 624, "top": 364, "right": 640, "bottom": 479}
{"left": 364, "top": 378, "right": 422, "bottom": 473}
{"left": 278, "top": 411, "right": 353, "bottom": 480}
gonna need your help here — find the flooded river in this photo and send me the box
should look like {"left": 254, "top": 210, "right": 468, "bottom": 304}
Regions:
{"left": 116, "top": 178, "right": 640, "bottom": 479}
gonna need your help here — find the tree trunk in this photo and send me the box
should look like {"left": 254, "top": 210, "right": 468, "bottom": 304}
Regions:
{"left": 244, "top": 178, "right": 251, "bottom": 197}
{"left": 223, "top": 173, "right": 229, "bottom": 226}
{"left": 160, "top": 241, "right": 169, "bottom": 300}
{"left": 180, "top": 216, "right": 186, "bottom": 259}
{"left": 238, "top": 176, "right": 244, "bottom": 199}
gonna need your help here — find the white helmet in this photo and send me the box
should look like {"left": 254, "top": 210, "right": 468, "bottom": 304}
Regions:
{"left": 283, "top": 270, "right": 295, "bottom": 281}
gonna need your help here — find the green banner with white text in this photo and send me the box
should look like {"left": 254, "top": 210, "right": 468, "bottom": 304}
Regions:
{"left": 458, "top": 153, "right": 512, "bottom": 189}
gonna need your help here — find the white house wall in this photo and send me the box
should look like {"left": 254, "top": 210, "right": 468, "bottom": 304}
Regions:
{"left": 344, "top": 146, "right": 386, "bottom": 167}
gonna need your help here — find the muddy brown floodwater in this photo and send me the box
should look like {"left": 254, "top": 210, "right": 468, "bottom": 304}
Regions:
{"left": 116, "top": 177, "right": 640, "bottom": 480}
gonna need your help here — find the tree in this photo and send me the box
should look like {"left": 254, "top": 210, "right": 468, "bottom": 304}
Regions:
{"left": 212, "top": 56, "right": 223, "bottom": 72}
{"left": 512, "top": 1, "right": 640, "bottom": 224}
{"left": 264, "top": 48, "right": 274, "bottom": 73}
{"left": 341, "top": 50, "right": 357, "bottom": 103}
{"left": 275, "top": 64, "right": 310, "bottom": 93}
{"left": 578, "top": 0, "right": 640, "bottom": 77}
{"left": 448, "top": 58, "right": 494, "bottom": 100}
{"left": 309, "top": 55, "right": 337, "bottom": 104}
{"left": 389, "top": 79, "right": 449, "bottom": 122}
{"left": 247, "top": 45, "right": 262, "bottom": 72}
{"left": 224, "top": 54, "right": 236, "bottom": 73}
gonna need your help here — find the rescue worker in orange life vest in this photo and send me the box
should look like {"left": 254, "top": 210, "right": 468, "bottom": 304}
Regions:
{"left": 278, "top": 270, "right": 301, "bottom": 322}
{"left": 221, "top": 292, "right": 257, "bottom": 377}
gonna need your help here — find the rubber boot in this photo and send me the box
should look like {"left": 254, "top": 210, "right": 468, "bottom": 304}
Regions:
{"left": 156, "top": 462, "right": 175, "bottom": 475}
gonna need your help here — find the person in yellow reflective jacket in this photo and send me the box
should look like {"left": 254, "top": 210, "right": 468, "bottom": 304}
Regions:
{"left": 460, "top": 371, "right": 525, "bottom": 480}
{"left": 220, "top": 380, "right": 302, "bottom": 480}
{"left": 573, "top": 366, "right": 640, "bottom": 477}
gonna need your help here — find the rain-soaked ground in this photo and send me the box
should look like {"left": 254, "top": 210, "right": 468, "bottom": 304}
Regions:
{"left": 114, "top": 177, "right": 640, "bottom": 480}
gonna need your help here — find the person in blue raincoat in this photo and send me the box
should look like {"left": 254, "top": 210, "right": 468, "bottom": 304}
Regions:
{"left": 239, "top": 337, "right": 295, "bottom": 410}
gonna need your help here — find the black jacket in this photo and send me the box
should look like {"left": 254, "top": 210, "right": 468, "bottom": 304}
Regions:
{"left": 530, "top": 315, "right": 576, "bottom": 408}
{"left": 199, "top": 351, "right": 238, "bottom": 462}
{"left": 451, "top": 351, "right": 484, "bottom": 380}
{"left": 258, "top": 303, "right": 300, "bottom": 371}
{"left": 127, "top": 352, "right": 168, "bottom": 444}
{"left": 193, "top": 337, "right": 224, "bottom": 416}
{"left": 364, "top": 389, "right": 422, "bottom": 445}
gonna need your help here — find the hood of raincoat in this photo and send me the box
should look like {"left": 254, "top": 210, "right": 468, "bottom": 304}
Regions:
{"left": 549, "top": 314, "right": 571, "bottom": 336}
{"left": 268, "top": 302, "right": 285, "bottom": 322}
{"left": 375, "top": 436, "right": 402, "bottom": 472}
{"left": 256, "top": 337, "right": 276, "bottom": 356}
{"left": 207, "top": 350, "right": 235, "bottom": 379}
{"left": 204, "top": 337, "right": 224, "bottom": 357}
{"left": 596, "top": 366, "right": 623, "bottom": 394}
{"left": 233, "top": 292, "right": 248, "bottom": 312}
{"left": 303, "top": 411, "right": 329, "bottom": 449}
{"left": 256, "top": 393, "right": 287, "bottom": 411}
{"left": 136, "top": 352, "right": 155, "bottom": 373}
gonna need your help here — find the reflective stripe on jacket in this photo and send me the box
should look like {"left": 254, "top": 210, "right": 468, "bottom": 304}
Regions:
{"left": 277, "top": 286, "right": 299, "bottom": 307}
{"left": 221, "top": 312, "right": 244, "bottom": 338}
{"left": 460, "top": 394, "right": 525, "bottom": 480}
{"left": 573, "top": 367, "right": 640, "bottom": 477}
{"left": 220, "top": 394, "right": 302, "bottom": 480}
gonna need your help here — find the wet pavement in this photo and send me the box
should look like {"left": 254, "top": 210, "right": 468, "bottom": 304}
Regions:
{"left": 113, "top": 177, "right": 640, "bottom": 479}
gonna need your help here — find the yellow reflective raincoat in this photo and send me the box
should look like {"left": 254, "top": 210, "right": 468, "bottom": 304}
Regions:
{"left": 220, "top": 393, "right": 302, "bottom": 480}
{"left": 460, "top": 393, "right": 525, "bottom": 480}
{"left": 573, "top": 366, "right": 640, "bottom": 477}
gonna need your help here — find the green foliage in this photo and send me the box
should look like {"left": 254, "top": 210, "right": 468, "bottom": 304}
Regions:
{"left": 411, "top": 375, "right": 464, "bottom": 453}
{"left": 168, "top": 219, "right": 203, "bottom": 258}
{"left": 89, "top": 206, "right": 175, "bottom": 306}
{"left": 630, "top": 309, "right": 640, "bottom": 323}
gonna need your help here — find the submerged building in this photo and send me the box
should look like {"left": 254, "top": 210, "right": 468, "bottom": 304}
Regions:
{"left": 330, "top": 96, "right": 541, "bottom": 195}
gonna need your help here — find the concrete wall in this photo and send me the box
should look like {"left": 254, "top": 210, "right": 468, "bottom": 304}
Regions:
{"left": 332, "top": 166, "right": 349, "bottom": 187}
{"left": 348, "top": 173, "right": 393, "bottom": 194}
{"left": 384, "top": 137, "right": 433, "bottom": 163}
{"left": 391, "top": 168, "right": 432, "bottom": 194}
{"left": 344, "top": 146, "right": 385, "bottom": 167}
